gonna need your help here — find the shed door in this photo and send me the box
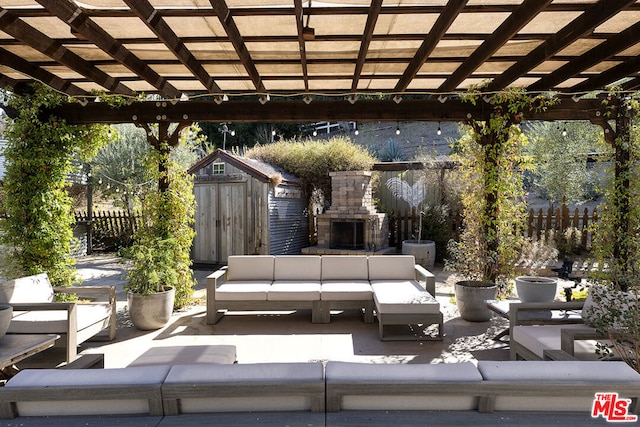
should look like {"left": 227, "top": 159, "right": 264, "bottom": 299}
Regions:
{"left": 218, "top": 182, "right": 246, "bottom": 262}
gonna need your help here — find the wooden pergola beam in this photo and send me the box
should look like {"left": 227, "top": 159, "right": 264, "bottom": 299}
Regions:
{"left": 42, "top": 97, "right": 605, "bottom": 125}
{"left": 350, "top": 0, "right": 383, "bottom": 94}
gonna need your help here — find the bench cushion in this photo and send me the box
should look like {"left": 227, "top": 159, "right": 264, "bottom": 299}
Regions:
{"left": 325, "top": 361, "right": 482, "bottom": 410}
{"left": 227, "top": 256, "right": 274, "bottom": 281}
{"left": 9, "top": 303, "right": 111, "bottom": 334}
{"left": 321, "top": 280, "right": 372, "bottom": 301}
{"left": 372, "top": 281, "right": 440, "bottom": 314}
{"left": 5, "top": 366, "right": 170, "bottom": 416}
{"left": 321, "top": 255, "right": 368, "bottom": 281}
{"left": 512, "top": 324, "right": 602, "bottom": 360}
{"left": 163, "top": 362, "right": 324, "bottom": 412}
{"left": 368, "top": 255, "right": 416, "bottom": 281}
{"left": 478, "top": 361, "right": 640, "bottom": 411}
{"left": 215, "top": 281, "right": 272, "bottom": 301}
{"left": 268, "top": 281, "right": 321, "bottom": 301}
{"left": 274, "top": 255, "right": 321, "bottom": 281}
{"left": 0, "top": 273, "right": 54, "bottom": 304}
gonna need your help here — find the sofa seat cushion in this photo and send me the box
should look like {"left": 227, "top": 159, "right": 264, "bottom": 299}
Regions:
{"left": 321, "top": 256, "right": 369, "bottom": 281}
{"left": 274, "top": 255, "right": 321, "bottom": 282}
{"left": 9, "top": 303, "right": 111, "bottom": 334}
{"left": 368, "top": 255, "right": 416, "bottom": 281}
{"left": 477, "top": 360, "right": 640, "bottom": 412}
{"left": 372, "top": 281, "right": 440, "bottom": 314}
{"left": 215, "top": 281, "right": 272, "bottom": 301}
{"left": 326, "top": 361, "right": 482, "bottom": 411}
{"left": 268, "top": 281, "right": 321, "bottom": 301}
{"left": 512, "top": 324, "right": 605, "bottom": 360}
{"left": 5, "top": 365, "right": 170, "bottom": 416}
{"left": 163, "top": 362, "right": 324, "bottom": 413}
{"left": 227, "top": 255, "right": 274, "bottom": 281}
{"left": 321, "top": 280, "right": 372, "bottom": 301}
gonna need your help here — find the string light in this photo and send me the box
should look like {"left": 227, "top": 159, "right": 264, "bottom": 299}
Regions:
{"left": 395, "top": 122, "right": 400, "bottom": 135}
{"left": 437, "top": 122, "right": 442, "bottom": 136}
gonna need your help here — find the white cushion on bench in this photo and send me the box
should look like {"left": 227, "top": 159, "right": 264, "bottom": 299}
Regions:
{"left": 227, "top": 256, "right": 274, "bottom": 281}
{"left": 321, "top": 255, "right": 369, "bottom": 281}
{"left": 368, "top": 255, "right": 416, "bottom": 281}
{"left": 268, "top": 281, "right": 321, "bottom": 301}
{"left": 0, "top": 273, "right": 54, "bottom": 303}
{"left": 163, "top": 362, "right": 324, "bottom": 413}
{"left": 321, "top": 280, "right": 372, "bottom": 301}
{"left": 216, "top": 281, "right": 272, "bottom": 301}
{"left": 326, "top": 361, "right": 482, "bottom": 410}
{"left": 274, "top": 255, "right": 321, "bottom": 281}
{"left": 478, "top": 361, "right": 640, "bottom": 411}
{"left": 372, "top": 281, "right": 440, "bottom": 314}
{"left": 9, "top": 303, "right": 111, "bottom": 334}
{"left": 5, "top": 366, "right": 170, "bottom": 416}
{"left": 512, "top": 324, "right": 601, "bottom": 360}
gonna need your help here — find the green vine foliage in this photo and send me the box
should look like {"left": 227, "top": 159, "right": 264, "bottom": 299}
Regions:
{"left": 447, "top": 88, "right": 557, "bottom": 291}
{"left": 125, "top": 143, "right": 196, "bottom": 309}
{"left": 1, "top": 84, "right": 110, "bottom": 286}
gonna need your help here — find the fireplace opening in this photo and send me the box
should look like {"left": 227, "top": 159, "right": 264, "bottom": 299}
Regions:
{"left": 330, "top": 220, "right": 365, "bottom": 250}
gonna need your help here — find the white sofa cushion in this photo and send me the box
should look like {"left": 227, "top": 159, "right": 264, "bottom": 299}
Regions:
{"left": 321, "top": 280, "right": 372, "bottom": 301}
{"left": 163, "top": 362, "right": 323, "bottom": 413}
{"left": 478, "top": 361, "right": 640, "bottom": 411}
{"left": 512, "top": 324, "right": 604, "bottom": 360}
{"left": 368, "top": 255, "right": 416, "bottom": 281}
{"left": 268, "top": 281, "right": 321, "bottom": 301}
{"left": 8, "top": 303, "right": 111, "bottom": 334}
{"left": 5, "top": 366, "right": 170, "bottom": 416}
{"left": 274, "top": 255, "right": 321, "bottom": 281}
{"left": 227, "top": 255, "right": 274, "bottom": 281}
{"left": 0, "top": 273, "right": 54, "bottom": 303}
{"left": 372, "top": 281, "right": 440, "bottom": 314}
{"left": 325, "top": 361, "right": 482, "bottom": 410}
{"left": 321, "top": 255, "right": 368, "bottom": 281}
{"left": 215, "top": 281, "right": 272, "bottom": 301}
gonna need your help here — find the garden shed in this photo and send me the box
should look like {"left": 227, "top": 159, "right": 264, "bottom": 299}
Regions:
{"left": 188, "top": 149, "right": 308, "bottom": 264}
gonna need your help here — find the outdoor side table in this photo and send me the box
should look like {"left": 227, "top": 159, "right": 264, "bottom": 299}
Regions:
{"left": 0, "top": 334, "right": 59, "bottom": 378}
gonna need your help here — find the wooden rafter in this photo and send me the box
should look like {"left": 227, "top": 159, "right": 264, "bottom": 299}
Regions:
{"left": 34, "top": 0, "right": 181, "bottom": 98}
{"left": 210, "top": 0, "right": 266, "bottom": 95}
{"left": 530, "top": 21, "right": 640, "bottom": 92}
{"left": 393, "top": 0, "right": 468, "bottom": 94}
{"left": 439, "top": 0, "right": 552, "bottom": 92}
{"left": 0, "top": 7, "right": 133, "bottom": 96}
{"left": 122, "top": 0, "right": 222, "bottom": 95}
{"left": 571, "top": 56, "right": 640, "bottom": 93}
{"left": 293, "top": 0, "right": 310, "bottom": 93}
{"left": 351, "top": 0, "right": 383, "bottom": 94}
{"left": 488, "top": 0, "right": 637, "bottom": 91}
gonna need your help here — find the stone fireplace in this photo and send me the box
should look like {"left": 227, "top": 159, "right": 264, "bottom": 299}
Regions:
{"left": 303, "top": 171, "right": 390, "bottom": 255}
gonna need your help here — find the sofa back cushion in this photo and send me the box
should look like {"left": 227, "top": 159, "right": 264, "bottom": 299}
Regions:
{"left": 321, "top": 256, "right": 368, "bottom": 281}
{"left": 0, "top": 273, "right": 54, "bottom": 304}
{"left": 368, "top": 255, "right": 415, "bottom": 281}
{"left": 274, "top": 256, "right": 321, "bottom": 281}
{"left": 227, "top": 256, "right": 275, "bottom": 281}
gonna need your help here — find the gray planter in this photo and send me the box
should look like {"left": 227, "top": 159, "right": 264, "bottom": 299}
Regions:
{"left": 402, "top": 240, "right": 436, "bottom": 270}
{"left": 515, "top": 276, "right": 558, "bottom": 303}
{"left": 455, "top": 280, "right": 497, "bottom": 322}
{"left": 0, "top": 304, "right": 12, "bottom": 338}
{"left": 127, "top": 286, "right": 175, "bottom": 330}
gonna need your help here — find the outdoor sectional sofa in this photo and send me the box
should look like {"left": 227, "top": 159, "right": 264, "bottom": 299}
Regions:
{"left": 206, "top": 254, "right": 443, "bottom": 340}
{"left": 1, "top": 360, "right": 639, "bottom": 421}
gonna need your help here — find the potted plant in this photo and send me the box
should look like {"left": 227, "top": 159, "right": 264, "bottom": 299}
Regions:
{"left": 386, "top": 176, "right": 436, "bottom": 269}
{"left": 514, "top": 276, "right": 558, "bottom": 302}
{"left": 125, "top": 142, "right": 196, "bottom": 330}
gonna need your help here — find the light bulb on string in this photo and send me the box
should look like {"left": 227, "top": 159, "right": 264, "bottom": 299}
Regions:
{"left": 395, "top": 122, "right": 400, "bottom": 135}
{"left": 436, "top": 122, "right": 442, "bottom": 136}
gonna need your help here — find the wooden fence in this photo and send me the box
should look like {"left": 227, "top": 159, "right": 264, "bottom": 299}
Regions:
{"left": 75, "top": 210, "right": 141, "bottom": 251}
{"left": 388, "top": 204, "right": 598, "bottom": 252}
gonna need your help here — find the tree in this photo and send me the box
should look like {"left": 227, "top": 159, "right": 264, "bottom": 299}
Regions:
{"left": 524, "top": 120, "right": 607, "bottom": 206}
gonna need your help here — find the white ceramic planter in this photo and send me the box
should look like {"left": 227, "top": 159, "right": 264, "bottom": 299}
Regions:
{"left": 127, "top": 286, "right": 175, "bottom": 330}
{"left": 402, "top": 240, "right": 436, "bottom": 270}
{"left": 515, "top": 276, "right": 558, "bottom": 303}
{"left": 455, "top": 280, "right": 497, "bottom": 322}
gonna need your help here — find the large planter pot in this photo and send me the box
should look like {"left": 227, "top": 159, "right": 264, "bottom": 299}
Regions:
{"left": 515, "top": 276, "right": 558, "bottom": 303}
{"left": 127, "top": 286, "right": 175, "bottom": 330}
{"left": 455, "top": 280, "right": 497, "bottom": 322}
{"left": 0, "top": 304, "right": 12, "bottom": 338}
{"left": 402, "top": 240, "right": 436, "bottom": 270}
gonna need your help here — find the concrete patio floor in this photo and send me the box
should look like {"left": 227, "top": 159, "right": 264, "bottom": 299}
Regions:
{"left": 20, "top": 253, "right": 512, "bottom": 369}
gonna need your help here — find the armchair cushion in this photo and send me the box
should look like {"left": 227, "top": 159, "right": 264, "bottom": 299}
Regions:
{"left": 0, "top": 273, "right": 54, "bottom": 303}
{"left": 8, "top": 303, "right": 111, "bottom": 334}
{"left": 512, "top": 324, "right": 602, "bottom": 360}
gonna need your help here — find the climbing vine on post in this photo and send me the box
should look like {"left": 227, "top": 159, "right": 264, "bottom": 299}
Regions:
{"left": 447, "top": 87, "right": 557, "bottom": 290}
{"left": 1, "top": 84, "right": 110, "bottom": 286}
